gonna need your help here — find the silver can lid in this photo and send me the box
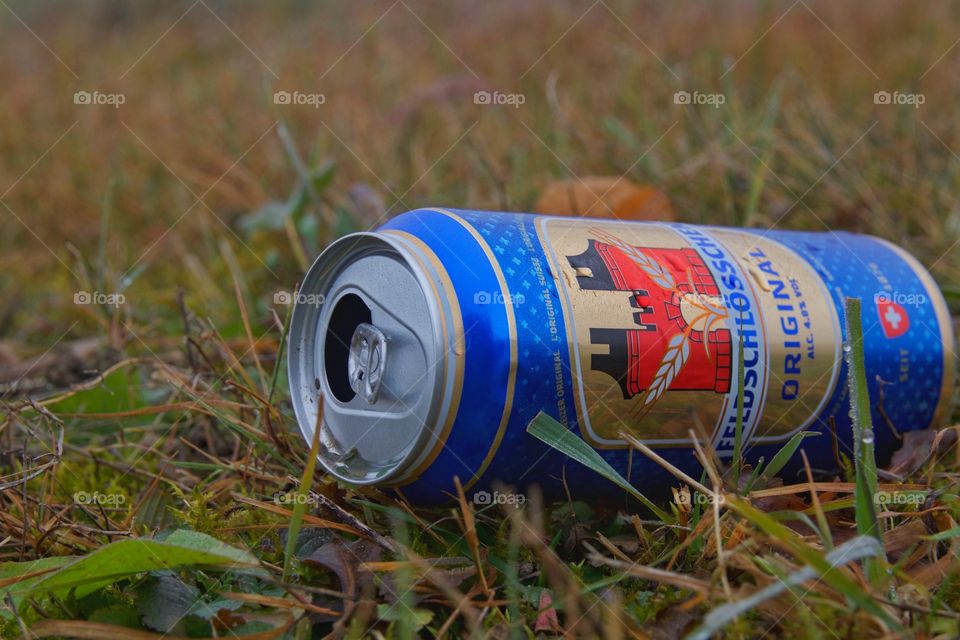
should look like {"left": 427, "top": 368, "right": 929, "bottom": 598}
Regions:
{"left": 287, "top": 232, "right": 452, "bottom": 485}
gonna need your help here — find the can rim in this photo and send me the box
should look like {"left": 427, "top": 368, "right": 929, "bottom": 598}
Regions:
{"left": 287, "top": 232, "right": 446, "bottom": 485}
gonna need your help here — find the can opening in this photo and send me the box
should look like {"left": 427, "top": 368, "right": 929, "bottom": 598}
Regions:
{"left": 348, "top": 323, "right": 387, "bottom": 404}
{"left": 324, "top": 293, "right": 371, "bottom": 403}
{"left": 289, "top": 231, "right": 452, "bottom": 485}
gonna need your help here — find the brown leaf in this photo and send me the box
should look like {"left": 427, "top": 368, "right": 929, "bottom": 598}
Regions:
{"left": 908, "top": 554, "right": 959, "bottom": 590}
{"left": 302, "top": 538, "right": 382, "bottom": 621}
{"left": 0, "top": 337, "right": 117, "bottom": 393}
{"left": 751, "top": 493, "right": 809, "bottom": 515}
{"left": 648, "top": 601, "right": 700, "bottom": 640}
{"left": 887, "top": 428, "right": 957, "bottom": 478}
{"left": 887, "top": 429, "right": 937, "bottom": 477}
{"left": 533, "top": 177, "right": 674, "bottom": 220}
{"left": 883, "top": 520, "right": 931, "bottom": 558}
{"left": 603, "top": 534, "right": 642, "bottom": 556}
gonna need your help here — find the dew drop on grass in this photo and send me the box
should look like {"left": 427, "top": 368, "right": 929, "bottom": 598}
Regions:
{"left": 861, "top": 428, "right": 875, "bottom": 445}
{"left": 842, "top": 337, "right": 864, "bottom": 435}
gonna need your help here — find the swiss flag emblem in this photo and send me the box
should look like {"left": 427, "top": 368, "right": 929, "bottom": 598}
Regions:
{"left": 876, "top": 299, "right": 909, "bottom": 339}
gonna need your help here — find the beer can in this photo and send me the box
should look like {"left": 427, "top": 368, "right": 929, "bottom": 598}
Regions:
{"left": 287, "top": 208, "right": 955, "bottom": 503}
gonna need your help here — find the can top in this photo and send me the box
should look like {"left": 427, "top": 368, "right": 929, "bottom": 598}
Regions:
{"left": 288, "top": 232, "right": 449, "bottom": 485}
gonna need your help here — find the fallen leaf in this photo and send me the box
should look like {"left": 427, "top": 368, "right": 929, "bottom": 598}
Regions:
{"left": 648, "top": 602, "right": 699, "bottom": 640}
{"left": 887, "top": 430, "right": 937, "bottom": 477}
{"left": 136, "top": 575, "right": 203, "bottom": 633}
{"left": 883, "top": 520, "right": 930, "bottom": 558}
{"left": 750, "top": 493, "right": 809, "bottom": 516}
{"left": 887, "top": 428, "right": 957, "bottom": 479}
{"left": 603, "top": 534, "right": 641, "bottom": 556}
{"left": 301, "top": 538, "right": 382, "bottom": 621}
{"left": 908, "top": 554, "right": 959, "bottom": 590}
{"left": 533, "top": 177, "right": 674, "bottom": 220}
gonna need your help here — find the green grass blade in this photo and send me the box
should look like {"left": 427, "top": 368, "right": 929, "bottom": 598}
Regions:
{"left": 526, "top": 412, "right": 672, "bottom": 522}
{"left": 1, "top": 530, "right": 257, "bottom": 615}
{"left": 844, "top": 297, "right": 886, "bottom": 586}
{"left": 267, "top": 296, "right": 294, "bottom": 405}
{"left": 755, "top": 431, "right": 819, "bottom": 487}
{"left": 282, "top": 400, "right": 324, "bottom": 581}
{"left": 924, "top": 525, "right": 960, "bottom": 542}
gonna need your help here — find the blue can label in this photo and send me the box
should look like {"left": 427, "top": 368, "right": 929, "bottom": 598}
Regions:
{"left": 376, "top": 209, "right": 951, "bottom": 503}
{"left": 537, "top": 217, "right": 842, "bottom": 456}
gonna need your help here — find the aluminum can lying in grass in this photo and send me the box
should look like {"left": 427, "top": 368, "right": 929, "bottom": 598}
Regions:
{"left": 288, "top": 209, "right": 954, "bottom": 503}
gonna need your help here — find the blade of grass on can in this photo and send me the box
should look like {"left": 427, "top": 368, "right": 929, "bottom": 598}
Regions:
{"left": 526, "top": 412, "right": 672, "bottom": 522}
{"left": 843, "top": 297, "right": 886, "bottom": 586}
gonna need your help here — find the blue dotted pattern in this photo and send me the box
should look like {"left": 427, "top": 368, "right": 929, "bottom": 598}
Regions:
{"left": 446, "top": 210, "right": 580, "bottom": 493}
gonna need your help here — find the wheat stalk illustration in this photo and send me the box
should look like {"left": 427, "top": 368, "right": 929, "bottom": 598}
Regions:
{"left": 631, "top": 329, "right": 691, "bottom": 416}
{"left": 590, "top": 227, "right": 676, "bottom": 290}
{"left": 678, "top": 270, "right": 729, "bottom": 360}
{"left": 588, "top": 228, "right": 730, "bottom": 416}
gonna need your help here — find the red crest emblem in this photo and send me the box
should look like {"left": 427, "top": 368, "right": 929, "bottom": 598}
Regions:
{"left": 566, "top": 228, "right": 732, "bottom": 415}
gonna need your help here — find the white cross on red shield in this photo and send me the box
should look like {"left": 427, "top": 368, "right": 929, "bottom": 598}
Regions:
{"left": 876, "top": 298, "right": 910, "bottom": 339}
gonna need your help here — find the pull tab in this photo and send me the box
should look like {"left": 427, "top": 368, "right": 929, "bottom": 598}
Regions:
{"left": 348, "top": 323, "right": 387, "bottom": 404}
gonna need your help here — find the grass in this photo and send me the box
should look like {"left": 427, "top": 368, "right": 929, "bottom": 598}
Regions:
{"left": 0, "top": 0, "right": 959, "bottom": 637}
